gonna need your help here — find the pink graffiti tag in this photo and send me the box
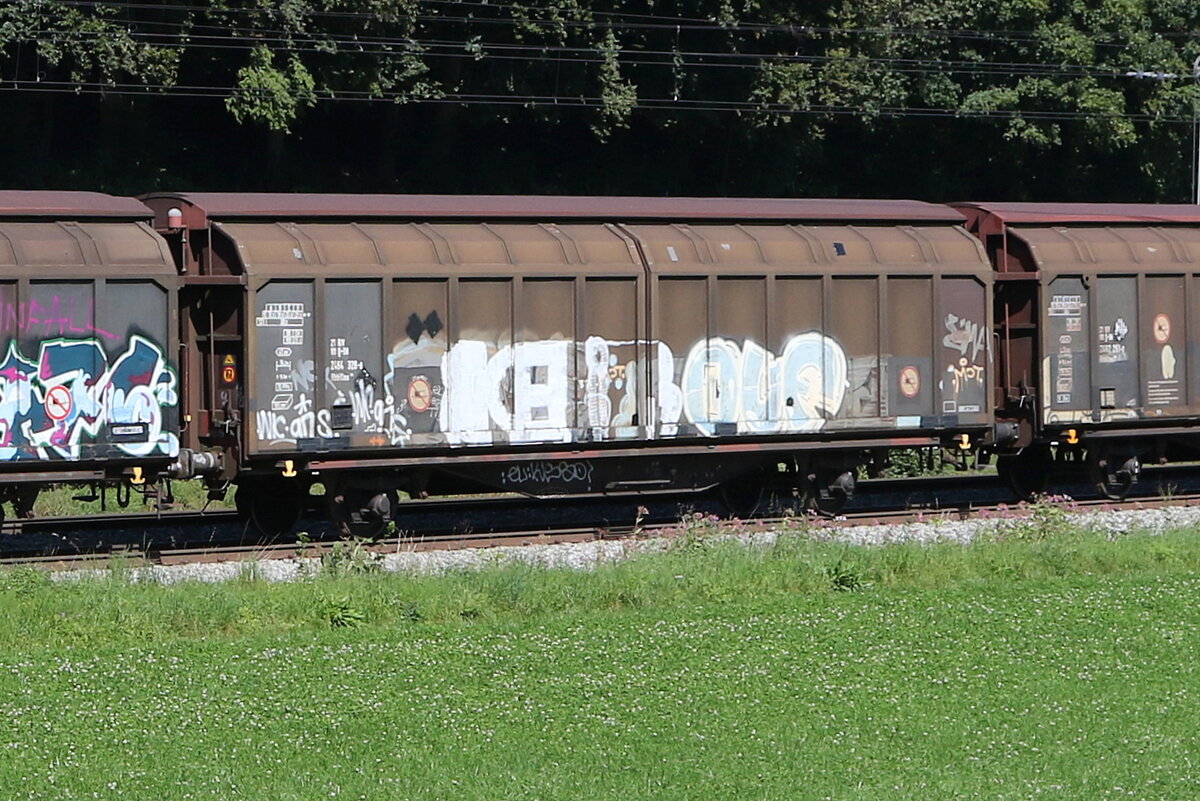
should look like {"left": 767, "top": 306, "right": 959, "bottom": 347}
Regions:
{"left": 1, "top": 296, "right": 118, "bottom": 341}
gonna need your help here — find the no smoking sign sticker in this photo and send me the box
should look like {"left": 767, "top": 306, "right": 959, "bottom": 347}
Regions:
{"left": 899, "top": 366, "right": 921, "bottom": 398}
{"left": 1153, "top": 313, "right": 1171, "bottom": 344}
{"left": 45, "top": 386, "right": 73, "bottom": 421}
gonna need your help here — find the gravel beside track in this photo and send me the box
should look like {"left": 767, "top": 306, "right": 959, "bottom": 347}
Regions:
{"left": 48, "top": 501, "right": 1200, "bottom": 586}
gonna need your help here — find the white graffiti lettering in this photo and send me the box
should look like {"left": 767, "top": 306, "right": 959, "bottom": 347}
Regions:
{"left": 947, "top": 357, "right": 985, "bottom": 401}
{"left": 943, "top": 313, "right": 987, "bottom": 362}
{"left": 255, "top": 332, "right": 855, "bottom": 447}
{"left": 501, "top": 460, "right": 595, "bottom": 487}
{"left": 255, "top": 392, "right": 332, "bottom": 443}
{"left": 680, "top": 333, "right": 848, "bottom": 435}
{"left": 436, "top": 338, "right": 684, "bottom": 444}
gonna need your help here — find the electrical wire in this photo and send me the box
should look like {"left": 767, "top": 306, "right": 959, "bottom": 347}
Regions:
{"left": 7, "top": 0, "right": 1195, "bottom": 126}
{"left": 0, "top": 77, "right": 1192, "bottom": 124}
{"left": 16, "top": 24, "right": 1191, "bottom": 85}
{"left": 42, "top": 0, "right": 1200, "bottom": 44}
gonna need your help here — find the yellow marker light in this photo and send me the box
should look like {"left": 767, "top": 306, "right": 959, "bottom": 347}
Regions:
{"left": 282, "top": 459, "right": 297, "bottom": 478}
{"left": 130, "top": 466, "right": 145, "bottom": 485}
{"left": 1066, "top": 429, "right": 1079, "bottom": 445}
{"left": 958, "top": 434, "right": 971, "bottom": 450}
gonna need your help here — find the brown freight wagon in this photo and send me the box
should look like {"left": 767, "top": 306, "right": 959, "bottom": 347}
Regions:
{"left": 0, "top": 191, "right": 184, "bottom": 521}
{"left": 143, "top": 193, "right": 1002, "bottom": 534}
{"left": 957, "top": 202, "right": 1200, "bottom": 498}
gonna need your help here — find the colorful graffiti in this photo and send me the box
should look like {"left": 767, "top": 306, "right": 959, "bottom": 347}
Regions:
{"left": 0, "top": 335, "right": 178, "bottom": 460}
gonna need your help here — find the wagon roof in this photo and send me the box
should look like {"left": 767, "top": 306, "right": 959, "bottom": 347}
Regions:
{"left": 0, "top": 191, "right": 152, "bottom": 219}
{"left": 954, "top": 201, "right": 1200, "bottom": 225}
{"left": 143, "top": 193, "right": 965, "bottom": 223}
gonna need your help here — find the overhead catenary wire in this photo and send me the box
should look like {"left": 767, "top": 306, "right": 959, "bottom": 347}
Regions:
{"left": 0, "top": 77, "right": 1192, "bottom": 124}
{"left": 44, "top": 0, "right": 1200, "bottom": 44}
{"left": 8, "top": 0, "right": 1197, "bottom": 127}
{"left": 16, "top": 24, "right": 1193, "bottom": 85}
{"left": 21, "top": 1, "right": 1196, "bottom": 82}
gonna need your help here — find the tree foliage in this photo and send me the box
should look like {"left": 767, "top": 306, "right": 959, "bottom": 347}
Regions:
{"left": 226, "top": 45, "right": 316, "bottom": 131}
{"left": 0, "top": 0, "right": 1198, "bottom": 198}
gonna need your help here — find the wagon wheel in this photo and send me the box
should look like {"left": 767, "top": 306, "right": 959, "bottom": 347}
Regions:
{"left": 996, "top": 446, "right": 1051, "bottom": 501}
{"left": 327, "top": 486, "right": 396, "bottom": 540}
{"left": 806, "top": 469, "right": 856, "bottom": 517}
{"left": 720, "top": 469, "right": 766, "bottom": 518}
{"left": 1090, "top": 454, "right": 1140, "bottom": 501}
{"left": 237, "top": 478, "right": 303, "bottom": 538}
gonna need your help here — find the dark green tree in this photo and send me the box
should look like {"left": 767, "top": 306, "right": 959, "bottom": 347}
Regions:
{"left": 0, "top": 0, "right": 1195, "bottom": 199}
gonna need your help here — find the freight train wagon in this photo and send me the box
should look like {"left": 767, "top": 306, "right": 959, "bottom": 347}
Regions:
{"left": 0, "top": 191, "right": 190, "bottom": 522}
{"left": 141, "top": 193, "right": 1004, "bottom": 535}
{"left": 959, "top": 203, "right": 1200, "bottom": 499}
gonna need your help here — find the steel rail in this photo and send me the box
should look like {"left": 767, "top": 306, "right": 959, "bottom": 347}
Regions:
{"left": 4, "top": 464, "right": 1200, "bottom": 571}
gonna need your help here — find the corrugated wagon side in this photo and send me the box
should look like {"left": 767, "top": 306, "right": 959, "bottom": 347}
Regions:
{"left": 628, "top": 216, "right": 1001, "bottom": 510}
{"left": 958, "top": 202, "right": 1200, "bottom": 498}
{"left": 144, "top": 193, "right": 1004, "bottom": 533}
{"left": 0, "top": 191, "right": 182, "bottom": 520}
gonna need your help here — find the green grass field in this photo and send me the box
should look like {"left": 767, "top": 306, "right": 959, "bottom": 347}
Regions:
{"left": 1, "top": 523, "right": 1198, "bottom": 799}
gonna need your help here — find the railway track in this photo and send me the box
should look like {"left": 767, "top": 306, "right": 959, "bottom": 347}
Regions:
{"left": 0, "top": 492, "right": 721, "bottom": 564}
{"left": 4, "top": 464, "right": 1200, "bottom": 571}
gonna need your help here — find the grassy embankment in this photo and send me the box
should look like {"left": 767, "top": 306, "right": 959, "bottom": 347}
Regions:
{"left": 0, "top": 510, "right": 1198, "bottom": 799}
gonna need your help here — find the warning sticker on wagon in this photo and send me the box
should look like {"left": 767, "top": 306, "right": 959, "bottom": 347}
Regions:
{"left": 1153, "top": 313, "right": 1171, "bottom": 343}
